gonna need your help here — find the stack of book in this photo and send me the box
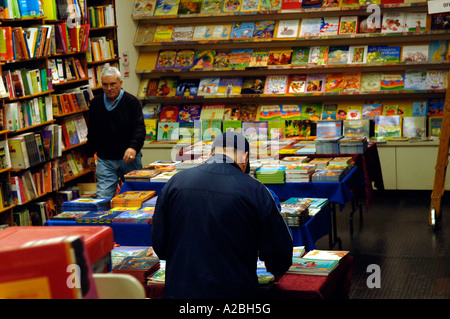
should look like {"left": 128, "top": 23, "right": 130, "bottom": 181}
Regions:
{"left": 312, "top": 169, "right": 346, "bottom": 182}
{"left": 309, "top": 158, "right": 331, "bottom": 168}
{"left": 50, "top": 211, "right": 91, "bottom": 221}
{"left": 283, "top": 197, "right": 329, "bottom": 216}
{"left": 123, "top": 169, "right": 162, "bottom": 182}
{"left": 142, "top": 196, "right": 158, "bottom": 207}
{"left": 175, "top": 159, "right": 206, "bottom": 170}
{"left": 315, "top": 136, "right": 343, "bottom": 154}
{"left": 150, "top": 171, "right": 178, "bottom": 182}
{"left": 287, "top": 250, "right": 349, "bottom": 276}
{"left": 284, "top": 164, "right": 316, "bottom": 183}
{"left": 111, "top": 246, "right": 152, "bottom": 268}
{"left": 61, "top": 197, "right": 111, "bottom": 212}
{"left": 255, "top": 165, "right": 286, "bottom": 184}
{"left": 147, "top": 260, "right": 166, "bottom": 287}
{"left": 294, "top": 141, "right": 316, "bottom": 155}
{"left": 328, "top": 156, "right": 354, "bottom": 166}
{"left": 256, "top": 259, "right": 275, "bottom": 289}
{"left": 111, "top": 207, "right": 155, "bottom": 224}
{"left": 280, "top": 202, "right": 309, "bottom": 227}
{"left": 112, "top": 255, "right": 160, "bottom": 287}
{"left": 75, "top": 210, "right": 125, "bottom": 224}
{"left": 339, "top": 136, "right": 368, "bottom": 154}
{"left": 279, "top": 156, "right": 309, "bottom": 165}
{"left": 111, "top": 191, "right": 156, "bottom": 208}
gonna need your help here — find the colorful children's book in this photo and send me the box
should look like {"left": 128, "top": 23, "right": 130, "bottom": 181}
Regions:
{"left": 404, "top": 12, "right": 427, "bottom": 32}
{"left": 192, "top": 49, "right": 216, "bottom": 69}
{"left": 403, "top": 116, "right": 426, "bottom": 138}
{"left": 429, "top": 116, "right": 443, "bottom": 137}
{"left": 327, "top": 46, "right": 349, "bottom": 65}
{"left": 291, "top": 47, "right": 310, "bottom": 66}
{"left": 221, "top": 0, "right": 242, "bottom": 12}
{"left": 230, "top": 22, "right": 255, "bottom": 40}
{"left": 367, "top": 46, "right": 401, "bottom": 63}
{"left": 154, "top": 0, "right": 180, "bottom": 15}
{"left": 325, "top": 73, "right": 345, "bottom": 93}
{"left": 259, "top": 105, "right": 282, "bottom": 120}
{"left": 429, "top": 40, "right": 449, "bottom": 62}
{"left": 153, "top": 25, "right": 174, "bottom": 42}
{"left": 308, "top": 46, "right": 329, "bottom": 65}
{"left": 343, "top": 119, "right": 370, "bottom": 137}
{"left": 239, "top": 104, "right": 259, "bottom": 121}
{"left": 306, "top": 74, "right": 326, "bottom": 93}
{"left": 299, "top": 18, "right": 321, "bottom": 37}
{"left": 322, "top": 0, "right": 339, "bottom": 7}
{"left": 281, "top": 0, "right": 303, "bottom": 11}
{"left": 159, "top": 105, "right": 179, "bottom": 122}
{"left": 404, "top": 70, "right": 427, "bottom": 90}
{"left": 343, "top": 72, "right": 361, "bottom": 92}
{"left": 200, "top": 104, "right": 226, "bottom": 119}
{"left": 223, "top": 120, "right": 242, "bottom": 133}
{"left": 200, "top": 0, "right": 223, "bottom": 14}
{"left": 156, "top": 77, "right": 178, "bottom": 96}
{"left": 301, "top": 0, "right": 322, "bottom": 9}
{"left": 281, "top": 105, "right": 302, "bottom": 119}
{"left": 268, "top": 120, "right": 286, "bottom": 139}
{"left": 276, "top": 19, "right": 300, "bottom": 38}
{"left": 249, "top": 49, "right": 269, "bottom": 67}
{"left": 430, "top": 13, "right": 450, "bottom": 31}
{"left": 175, "top": 49, "right": 195, "bottom": 69}
{"left": 267, "top": 48, "right": 292, "bottom": 68}
{"left": 427, "top": 98, "right": 445, "bottom": 117}
{"left": 240, "top": 0, "right": 261, "bottom": 12}
{"left": 155, "top": 50, "right": 177, "bottom": 69}
{"left": 412, "top": 101, "right": 427, "bottom": 117}
{"left": 177, "top": 104, "right": 202, "bottom": 122}
{"left": 171, "top": 25, "right": 195, "bottom": 42}
{"left": 316, "top": 120, "right": 342, "bottom": 137}
{"left": 229, "top": 49, "right": 252, "bottom": 68}
{"left": 381, "top": 12, "right": 405, "bottom": 33}
{"left": 339, "top": 0, "right": 358, "bottom": 7}
{"left": 134, "top": 22, "right": 157, "bottom": 45}
{"left": 338, "top": 16, "right": 359, "bottom": 35}
{"left": 301, "top": 103, "right": 323, "bottom": 120}
{"left": 374, "top": 115, "right": 401, "bottom": 137}
{"left": 177, "top": 0, "right": 202, "bottom": 14}
{"left": 336, "top": 105, "right": 348, "bottom": 120}
{"left": 223, "top": 104, "right": 241, "bottom": 120}
{"left": 287, "top": 75, "right": 307, "bottom": 94}
{"left": 360, "top": 72, "right": 381, "bottom": 91}
{"left": 382, "top": 104, "right": 399, "bottom": 116}
{"left": 322, "top": 104, "right": 338, "bottom": 120}
{"left": 346, "top": 105, "right": 363, "bottom": 119}
{"left": 398, "top": 104, "right": 413, "bottom": 117}
{"left": 217, "top": 77, "right": 243, "bottom": 96}
{"left": 175, "top": 79, "right": 199, "bottom": 96}
{"left": 425, "top": 70, "right": 446, "bottom": 90}
{"left": 380, "top": 73, "right": 404, "bottom": 91}
{"left": 253, "top": 20, "right": 276, "bottom": 39}
{"left": 358, "top": 15, "right": 381, "bottom": 34}
{"left": 362, "top": 104, "right": 383, "bottom": 119}
{"left": 260, "top": 0, "right": 282, "bottom": 11}
{"left": 241, "top": 77, "right": 266, "bottom": 94}
{"left": 401, "top": 44, "right": 429, "bottom": 62}
{"left": 264, "top": 75, "right": 288, "bottom": 94}
{"left": 157, "top": 122, "right": 179, "bottom": 141}
{"left": 319, "top": 17, "right": 340, "bottom": 36}
{"left": 197, "top": 77, "right": 220, "bottom": 95}
{"left": 348, "top": 45, "right": 368, "bottom": 64}
{"left": 201, "top": 119, "right": 222, "bottom": 140}
{"left": 132, "top": 0, "right": 158, "bottom": 18}
{"left": 213, "top": 51, "right": 231, "bottom": 68}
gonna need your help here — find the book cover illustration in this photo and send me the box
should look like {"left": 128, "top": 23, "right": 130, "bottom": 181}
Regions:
{"left": 322, "top": 104, "right": 337, "bottom": 120}
{"left": 154, "top": 0, "right": 180, "bottom": 16}
{"left": 242, "top": 121, "right": 268, "bottom": 141}
{"left": 301, "top": 0, "right": 322, "bottom": 9}
{"left": 430, "top": 13, "right": 450, "bottom": 30}
{"left": 223, "top": 120, "right": 242, "bottom": 133}
{"left": 175, "top": 79, "right": 199, "bottom": 97}
{"left": 213, "top": 51, "right": 231, "bottom": 68}
{"left": 217, "top": 77, "right": 243, "bottom": 96}
{"left": 229, "top": 49, "right": 252, "bottom": 68}
{"left": 291, "top": 47, "right": 310, "bottom": 66}
{"left": 367, "top": 46, "right": 401, "bottom": 63}
{"left": 221, "top": 0, "right": 242, "bottom": 12}
{"left": 241, "top": 77, "right": 265, "bottom": 94}
{"left": 268, "top": 120, "right": 285, "bottom": 139}
{"left": 336, "top": 105, "right": 347, "bottom": 120}
{"left": 223, "top": 104, "right": 241, "bottom": 120}
{"left": 177, "top": 0, "right": 202, "bottom": 14}
{"left": 249, "top": 49, "right": 269, "bottom": 67}
{"left": 134, "top": 22, "right": 157, "bottom": 45}
{"left": 339, "top": 0, "right": 358, "bottom": 7}
{"left": 380, "top": 73, "right": 404, "bottom": 91}
{"left": 299, "top": 18, "right": 321, "bottom": 37}
{"left": 174, "top": 49, "right": 195, "bottom": 69}
{"left": 240, "top": 0, "right": 261, "bottom": 12}
{"left": 338, "top": 16, "right": 359, "bottom": 35}
{"left": 276, "top": 19, "right": 300, "bottom": 38}
{"left": 321, "top": 0, "right": 339, "bottom": 7}
{"left": 382, "top": 104, "right": 399, "bottom": 116}
{"left": 192, "top": 49, "right": 215, "bottom": 69}
{"left": 403, "top": 117, "right": 426, "bottom": 138}
{"left": 358, "top": 15, "right": 381, "bottom": 34}
{"left": 343, "top": 72, "right": 361, "bottom": 92}
{"left": 259, "top": 105, "right": 282, "bottom": 120}
{"left": 155, "top": 50, "right": 177, "bottom": 69}
{"left": 316, "top": 120, "right": 342, "bottom": 137}
{"left": 287, "top": 75, "right": 307, "bottom": 94}
{"left": 153, "top": 25, "right": 174, "bottom": 42}
{"left": 177, "top": 104, "right": 202, "bottom": 122}
{"left": 429, "top": 40, "right": 448, "bottom": 62}
{"left": 425, "top": 70, "right": 446, "bottom": 90}
{"left": 159, "top": 105, "right": 179, "bottom": 122}
{"left": 401, "top": 44, "right": 429, "bottom": 62}
{"left": 281, "top": 0, "right": 303, "bottom": 11}
{"left": 343, "top": 119, "right": 370, "bottom": 137}
{"left": 211, "top": 24, "right": 232, "bottom": 40}
{"left": 404, "top": 12, "right": 427, "bottom": 32}
{"left": 374, "top": 115, "right": 401, "bottom": 137}
{"left": 360, "top": 72, "right": 381, "bottom": 91}
{"left": 346, "top": 105, "right": 363, "bottom": 120}
{"left": 230, "top": 22, "right": 255, "bottom": 40}
{"left": 200, "top": 0, "right": 223, "bottom": 13}
{"left": 412, "top": 101, "right": 427, "bottom": 117}
{"left": 319, "top": 17, "right": 340, "bottom": 36}
{"left": 264, "top": 75, "right": 288, "bottom": 94}
{"left": 348, "top": 45, "right": 368, "bottom": 64}
{"left": 281, "top": 105, "right": 301, "bottom": 119}
{"left": 239, "top": 104, "right": 259, "bottom": 121}
{"left": 157, "top": 77, "right": 178, "bottom": 96}
{"left": 325, "top": 73, "right": 345, "bottom": 93}
{"left": 267, "top": 49, "right": 292, "bottom": 67}
{"left": 381, "top": 12, "right": 405, "bottom": 33}
{"left": 398, "top": 104, "right": 413, "bottom": 117}
{"left": 132, "top": 0, "right": 157, "bottom": 17}
{"left": 200, "top": 104, "right": 226, "bottom": 120}
{"left": 253, "top": 20, "right": 276, "bottom": 39}
{"left": 171, "top": 25, "right": 195, "bottom": 42}
{"left": 427, "top": 98, "right": 444, "bottom": 117}
{"left": 327, "top": 46, "right": 349, "bottom": 65}
{"left": 157, "top": 122, "right": 179, "bottom": 141}
{"left": 362, "top": 104, "right": 383, "bottom": 119}
{"left": 404, "top": 70, "right": 426, "bottom": 90}
{"left": 308, "top": 46, "right": 329, "bottom": 65}
{"left": 429, "top": 116, "right": 443, "bottom": 137}
{"left": 301, "top": 103, "right": 322, "bottom": 120}
{"left": 260, "top": 0, "right": 282, "bottom": 11}
{"left": 305, "top": 74, "right": 326, "bottom": 93}
{"left": 197, "top": 77, "right": 220, "bottom": 95}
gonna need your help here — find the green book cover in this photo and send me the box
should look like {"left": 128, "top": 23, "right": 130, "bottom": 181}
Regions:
{"left": 222, "top": 120, "right": 242, "bottom": 133}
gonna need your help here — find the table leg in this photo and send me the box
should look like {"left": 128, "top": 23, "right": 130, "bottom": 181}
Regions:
{"left": 330, "top": 203, "right": 342, "bottom": 250}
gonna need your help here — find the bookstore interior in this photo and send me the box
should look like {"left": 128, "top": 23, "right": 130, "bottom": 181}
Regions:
{"left": 0, "top": 0, "right": 449, "bottom": 302}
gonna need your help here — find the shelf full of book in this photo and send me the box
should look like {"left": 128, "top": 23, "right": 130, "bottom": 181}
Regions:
{"left": 131, "top": 0, "right": 449, "bottom": 148}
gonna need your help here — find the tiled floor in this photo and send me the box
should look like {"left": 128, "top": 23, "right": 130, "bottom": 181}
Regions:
{"left": 315, "top": 190, "right": 450, "bottom": 299}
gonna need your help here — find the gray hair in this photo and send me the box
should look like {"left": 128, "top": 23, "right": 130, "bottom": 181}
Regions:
{"left": 101, "top": 66, "right": 122, "bottom": 81}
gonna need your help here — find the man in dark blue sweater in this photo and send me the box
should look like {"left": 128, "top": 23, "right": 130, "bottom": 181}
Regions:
{"left": 86, "top": 67, "right": 145, "bottom": 199}
{"left": 152, "top": 132, "right": 293, "bottom": 299}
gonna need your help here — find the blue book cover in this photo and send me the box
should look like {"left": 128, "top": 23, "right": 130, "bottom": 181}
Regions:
{"left": 176, "top": 79, "right": 199, "bottom": 97}
{"left": 177, "top": 103, "right": 202, "bottom": 122}
{"left": 367, "top": 45, "right": 401, "bottom": 63}
{"left": 412, "top": 101, "right": 427, "bottom": 117}
{"left": 230, "top": 22, "right": 255, "bottom": 40}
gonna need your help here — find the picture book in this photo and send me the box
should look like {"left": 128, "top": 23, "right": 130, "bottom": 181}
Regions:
{"left": 322, "top": 0, "right": 339, "bottom": 7}
{"left": 346, "top": 105, "right": 363, "bottom": 119}
{"left": 200, "top": 0, "right": 223, "bottom": 14}
{"left": 374, "top": 115, "right": 401, "bottom": 137}
{"left": 157, "top": 77, "right": 178, "bottom": 96}
{"left": 200, "top": 104, "right": 225, "bottom": 120}
{"left": 249, "top": 49, "right": 269, "bottom": 67}
{"left": 343, "top": 119, "right": 370, "bottom": 137}
{"left": 192, "top": 25, "right": 208, "bottom": 40}
{"left": 287, "top": 75, "right": 307, "bottom": 94}
{"left": 242, "top": 121, "right": 268, "bottom": 140}
{"left": 301, "top": 103, "right": 323, "bottom": 120}
{"left": 430, "top": 13, "right": 450, "bottom": 31}
{"left": 264, "top": 75, "right": 288, "bottom": 94}
{"left": 155, "top": 50, "right": 177, "bottom": 69}
{"left": 401, "top": 44, "right": 429, "bottom": 62}
{"left": 325, "top": 73, "right": 345, "bottom": 93}
{"left": 339, "top": 0, "right": 358, "bottom": 7}
{"left": 301, "top": 0, "right": 322, "bottom": 9}
{"left": 281, "top": 0, "right": 303, "bottom": 11}
{"left": 427, "top": 98, "right": 444, "bottom": 117}
{"left": 157, "top": 122, "right": 179, "bottom": 141}
{"left": 175, "top": 49, "right": 195, "bottom": 69}
{"left": 259, "top": 105, "right": 282, "bottom": 120}
{"left": 240, "top": 0, "right": 261, "bottom": 12}
{"left": 403, "top": 116, "right": 426, "bottom": 138}
{"left": 338, "top": 16, "right": 359, "bottom": 35}
{"left": 276, "top": 20, "right": 300, "bottom": 38}
{"left": 404, "top": 70, "right": 427, "bottom": 90}
{"left": 197, "top": 77, "right": 220, "bottom": 95}
{"left": 267, "top": 49, "right": 292, "bottom": 68}
{"left": 382, "top": 104, "right": 399, "bottom": 116}
{"left": 381, "top": 12, "right": 405, "bottom": 33}
{"left": 223, "top": 120, "right": 242, "bottom": 133}
{"left": 319, "top": 17, "right": 340, "bottom": 36}
{"left": 175, "top": 79, "right": 199, "bottom": 97}
{"left": 425, "top": 70, "right": 446, "bottom": 90}
{"left": 134, "top": 22, "right": 157, "bottom": 45}
{"left": 429, "top": 116, "right": 443, "bottom": 137}
{"left": 132, "top": 0, "right": 157, "bottom": 18}
{"left": 239, "top": 104, "right": 259, "bottom": 121}
{"left": 223, "top": 104, "right": 241, "bottom": 120}
{"left": 212, "top": 24, "right": 233, "bottom": 40}
{"left": 217, "top": 77, "right": 243, "bottom": 96}
{"left": 212, "top": 51, "right": 230, "bottom": 69}
{"left": 412, "top": 101, "right": 427, "bottom": 117}
{"left": 336, "top": 104, "right": 348, "bottom": 119}
{"left": 360, "top": 72, "right": 381, "bottom": 91}
{"left": 268, "top": 120, "right": 286, "bottom": 139}
{"left": 192, "top": 49, "right": 215, "bottom": 69}
{"left": 154, "top": 0, "right": 180, "bottom": 16}
{"left": 362, "top": 104, "right": 383, "bottom": 119}
{"left": 201, "top": 119, "right": 222, "bottom": 140}
{"left": 348, "top": 45, "right": 368, "bottom": 64}
{"left": 229, "top": 49, "right": 252, "bottom": 68}
{"left": 316, "top": 120, "right": 342, "bottom": 137}
{"left": 281, "top": 105, "right": 302, "bottom": 119}
{"left": 327, "top": 46, "right": 349, "bottom": 65}
{"left": 241, "top": 77, "right": 265, "bottom": 94}
{"left": 398, "top": 103, "right": 413, "bottom": 117}
{"left": 153, "top": 25, "right": 174, "bottom": 42}
{"left": 343, "top": 72, "right": 361, "bottom": 92}
{"left": 230, "top": 22, "right": 255, "bottom": 40}
{"left": 299, "top": 18, "right": 321, "bottom": 37}
{"left": 358, "top": 15, "right": 381, "bottom": 34}
{"left": 171, "top": 25, "right": 195, "bottom": 42}
{"left": 367, "top": 46, "right": 401, "bottom": 63}
{"left": 429, "top": 40, "right": 448, "bottom": 62}
{"left": 260, "top": 0, "right": 282, "bottom": 11}
{"left": 142, "top": 103, "right": 161, "bottom": 120}
{"left": 253, "top": 20, "right": 276, "bottom": 39}
{"left": 381, "top": 73, "right": 404, "bottom": 90}
{"left": 221, "top": 0, "right": 242, "bottom": 12}
{"left": 291, "top": 47, "right": 310, "bottom": 66}
{"left": 308, "top": 46, "right": 329, "bottom": 65}
{"left": 177, "top": 104, "right": 202, "bottom": 122}
{"left": 177, "top": 0, "right": 202, "bottom": 14}
{"left": 305, "top": 74, "right": 326, "bottom": 93}
{"left": 159, "top": 105, "right": 179, "bottom": 122}
{"left": 322, "top": 104, "right": 338, "bottom": 120}
{"left": 404, "top": 12, "right": 427, "bottom": 32}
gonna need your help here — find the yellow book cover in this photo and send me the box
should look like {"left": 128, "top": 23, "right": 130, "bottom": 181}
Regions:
{"left": 153, "top": 25, "right": 174, "bottom": 42}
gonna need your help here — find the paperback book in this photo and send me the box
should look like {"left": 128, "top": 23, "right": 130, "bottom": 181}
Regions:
{"left": 230, "top": 22, "right": 255, "bottom": 40}
{"left": 367, "top": 46, "right": 401, "bottom": 63}
{"left": 267, "top": 49, "right": 292, "bottom": 68}
{"left": 319, "top": 17, "right": 339, "bottom": 36}
{"left": 338, "top": 16, "right": 359, "bottom": 35}
{"left": 253, "top": 21, "right": 276, "bottom": 39}
{"left": 327, "top": 46, "right": 349, "bottom": 65}
{"left": 308, "top": 46, "right": 329, "bottom": 65}
{"left": 264, "top": 75, "right": 288, "bottom": 94}
{"left": 404, "top": 70, "right": 427, "bottom": 90}
{"left": 276, "top": 19, "right": 300, "bottom": 38}
{"left": 348, "top": 45, "right": 368, "bottom": 64}
{"left": 401, "top": 44, "right": 429, "bottom": 62}
{"left": 299, "top": 18, "right": 321, "bottom": 37}
{"left": 229, "top": 49, "right": 252, "bottom": 68}
{"left": 197, "top": 77, "right": 220, "bottom": 95}
{"left": 305, "top": 74, "right": 326, "bottom": 93}
{"left": 291, "top": 47, "right": 310, "bottom": 66}
{"left": 175, "top": 79, "right": 199, "bottom": 97}
{"left": 249, "top": 49, "right": 269, "bottom": 68}
{"left": 241, "top": 77, "right": 266, "bottom": 94}
{"left": 360, "top": 72, "right": 381, "bottom": 91}
{"left": 381, "top": 12, "right": 405, "bottom": 33}
{"left": 217, "top": 77, "right": 243, "bottom": 96}
{"left": 287, "top": 75, "right": 307, "bottom": 94}
{"left": 325, "top": 73, "right": 345, "bottom": 93}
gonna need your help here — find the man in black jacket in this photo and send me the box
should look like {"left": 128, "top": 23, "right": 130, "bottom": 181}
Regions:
{"left": 152, "top": 132, "right": 293, "bottom": 299}
{"left": 86, "top": 66, "right": 145, "bottom": 199}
